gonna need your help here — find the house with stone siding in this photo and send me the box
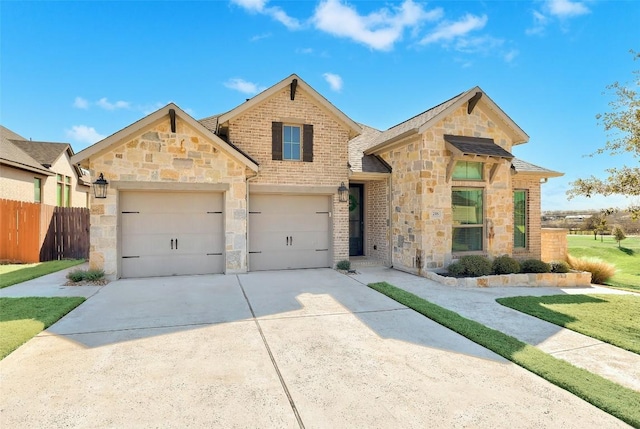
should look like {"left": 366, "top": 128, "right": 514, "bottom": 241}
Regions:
{"left": 71, "top": 74, "right": 561, "bottom": 279}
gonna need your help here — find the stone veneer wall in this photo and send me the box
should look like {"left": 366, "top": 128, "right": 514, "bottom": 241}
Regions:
{"left": 227, "top": 87, "right": 351, "bottom": 266}
{"left": 89, "top": 118, "right": 248, "bottom": 278}
{"left": 380, "top": 103, "right": 517, "bottom": 274}
{"left": 541, "top": 228, "right": 568, "bottom": 262}
{"left": 365, "top": 179, "right": 390, "bottom": 264}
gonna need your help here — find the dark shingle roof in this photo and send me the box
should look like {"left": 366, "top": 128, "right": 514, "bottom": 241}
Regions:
{"left": 0, "top": 126, "right": 53, "bottom": 175}
{"left": 348, "top": 124, "right": 390, "bottom": 173}
{"left": 9, "top": 140, "right": 72, "bottom": 166}
{"left": 199, "top": 115, "right": 219, "bottom": 132}
{"left": 444, "top": 135, "right": 513, "bottom": 159}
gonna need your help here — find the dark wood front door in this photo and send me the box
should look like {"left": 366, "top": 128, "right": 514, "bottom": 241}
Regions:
{"left": 349, "top": 185, "right": 364, "bottom": 256}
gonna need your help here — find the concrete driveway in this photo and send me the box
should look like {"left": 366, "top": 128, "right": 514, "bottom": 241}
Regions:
{"left": 0, "top": 269, "right": 628, "bottom": 428}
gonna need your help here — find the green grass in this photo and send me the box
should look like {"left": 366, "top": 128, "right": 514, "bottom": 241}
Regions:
{"left": 568, "top": 235, "right": 640, "bottom": 291}
{"left": 0, "top": 259, "right": 85, "bottom": 289}
{"left": 368, "top": 281, "right": 640, "bottom": 428}
{"left": 497, "top": 294, "right": 640, "bottom": 354}
{"left": 0, "top": 297, "right": 85, "bottom": 359}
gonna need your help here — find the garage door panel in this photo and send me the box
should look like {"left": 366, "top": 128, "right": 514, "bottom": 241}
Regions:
{"left": 120, "top": 192, "right": 224, "bottom": 278}
{"left": 249, "top": 194, "right": 331, "bottom": 271}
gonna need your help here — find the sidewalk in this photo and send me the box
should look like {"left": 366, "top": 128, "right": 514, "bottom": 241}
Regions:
{"left": 352, "top": 266, "right": 640, "bottom": 392}
{"left": 0, "top": 262, "right": 103, "bottom": 299}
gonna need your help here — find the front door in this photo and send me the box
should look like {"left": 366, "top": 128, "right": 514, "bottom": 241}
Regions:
{"left": 349, "top": 184, "right": 364, "bottom": 256}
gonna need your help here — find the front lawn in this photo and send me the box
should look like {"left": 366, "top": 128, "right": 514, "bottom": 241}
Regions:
{"left": 368, "top": 281, "right": 640, "bottom": 428}
{"left": 568, "top": 235, "right": 640, "bottom": 291}
{"left": 0, "top": 259, "right": 85, "bottom": 289}
{"left": 497, "top": 294, "right": 640, "bottom": 354}
{"left": 0, "top": 297, "right": 85, "bottom": 359}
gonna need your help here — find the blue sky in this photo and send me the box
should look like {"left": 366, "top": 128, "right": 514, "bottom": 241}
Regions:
{"left": 1, "top": 0, "right": 638, "bottom": 211}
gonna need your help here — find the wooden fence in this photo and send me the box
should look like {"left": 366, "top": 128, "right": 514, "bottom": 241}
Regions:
{"left": 0, "top": 199, "right": 89, "bottom": 263}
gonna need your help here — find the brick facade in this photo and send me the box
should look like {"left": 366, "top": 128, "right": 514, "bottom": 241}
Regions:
{"left": 364, "top": 179, "right": 390, "bottom": 264}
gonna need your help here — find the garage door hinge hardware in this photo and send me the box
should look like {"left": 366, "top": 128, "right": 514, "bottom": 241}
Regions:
{"left": 207, "top": 253, "right": 223, "bottom": 256}
{"left": 249, "top": 211, "right": 261, "bottom": 214}
{"left": 316, "top": 211, "right": 329, "bottom": 214}
{"left": 122, "top": 211, "right": 140, "bottom": 214}
{"left": 207, "top": 211, "right": 222, "bottom": 214}
{"left": 249, "top": 251, "right": 262, "bottom": 254}
{"left": 122, "top": 256, "right": 140, "bottom": 259}
{"left": 316, "top": 249, "right": 329, "bottom": 252}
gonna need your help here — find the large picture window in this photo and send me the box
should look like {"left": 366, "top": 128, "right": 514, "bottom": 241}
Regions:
{"left": 514, "top": 190, "right": 527, "bottom": 248}
{"left": 452, "top": 188, "right": 483, "bottom": 252}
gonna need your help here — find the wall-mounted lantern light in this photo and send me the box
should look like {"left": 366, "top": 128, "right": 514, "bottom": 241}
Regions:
{"left": 93, "top": 173, "right": 109, "bottom": 199}
{"left": 338, "top": 182, "right": 349, "bottom": 203}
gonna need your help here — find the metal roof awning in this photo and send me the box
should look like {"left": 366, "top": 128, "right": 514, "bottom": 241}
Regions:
{"left": 444, "top": 135, "right": 514, "bottom": 183}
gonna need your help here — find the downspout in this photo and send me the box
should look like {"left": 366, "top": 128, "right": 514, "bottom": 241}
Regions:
{"left": 246, "top": 171, "right": 260, "bottom": 272}
{"left": 388, "top": 173, "right": 393, "bottom": 268}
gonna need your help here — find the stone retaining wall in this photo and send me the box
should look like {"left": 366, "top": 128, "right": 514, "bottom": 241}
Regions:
{"left": 424, "top": 270, "right": 592, "bottom": 288}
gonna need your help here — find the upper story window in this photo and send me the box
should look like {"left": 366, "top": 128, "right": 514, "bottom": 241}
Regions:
{"left": 272, "top": 122, "right": 313, "bottom": 162}
{"left": 34, "top": 178, "right": 42, "bottom": 203}
{"left": 452, "top": 161, "right": 483, "bottom": 180}
{"left": 57, "top": 174, "right": 71, "bottom": 207}
{"left": 283, "top": 125, "right": 301, "bottom": 160}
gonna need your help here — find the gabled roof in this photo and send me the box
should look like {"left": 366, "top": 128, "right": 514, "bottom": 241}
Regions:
{"left": 444, "top": 135, "right": 513, "bottom": 159}
{"left": 216, "top": 74, "right": 362, "bottom": 139}
{"left": 512, "top": 158, "right": 563, "bottom": 178}
{"left": 348, "top": 124, "right": 390, "bottom": 174}
{"left": 0, "top": 126, "right": 54, "bottom": 175}
{"left": 71, "top": 103, "right": 259, "bottom": 172}
{"left": 10, "top": 140, "right": 73, "bottom": 167}
{"left": 365, "top": 86, "right": 529, "bottom": 155}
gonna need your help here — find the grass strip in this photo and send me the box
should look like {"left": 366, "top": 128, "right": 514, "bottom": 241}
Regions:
{"left": 0, "top": 259, "right": 85, "bottom": 289}
{"left": 368, "top": 281, "right": 640, "bottom": 428}
{"left": 497, "top": 294, "right": 640, "bottom": 354}
{"left": 0, "top": 297, "right": 85, "bottom": 359}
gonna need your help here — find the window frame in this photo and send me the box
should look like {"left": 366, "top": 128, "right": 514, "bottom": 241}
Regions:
{"left": 452, "top": 187, "right": 485, "bottom": 253}
{"left": 452, "top": 161, "right": 484, "bottom": 181}
{"left": 514, "top": 189, "right": 528, "bottom": 249}
{"left": 34, "top": 177, "right": 42, "bottom": 203}
{"left": 282, "top": 124, "right": 302, "bottom": 161}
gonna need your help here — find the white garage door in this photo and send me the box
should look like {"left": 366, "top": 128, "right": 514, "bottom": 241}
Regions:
{"left": 120, "top": 191, "right": 224, "bottom": 278}
{"left": 249, "top": 194, "right": 331, "bottom": 271}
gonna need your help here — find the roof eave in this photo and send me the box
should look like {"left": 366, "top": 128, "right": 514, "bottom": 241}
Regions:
{"left": 0, "top": 159, "right": 55, "bottom": 175}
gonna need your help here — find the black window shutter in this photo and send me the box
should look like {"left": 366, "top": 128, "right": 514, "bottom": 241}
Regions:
{"left": 272, "top": 122, "right": 283, "bottom": 160}
{"left": 303, "top": 124, "right": 313, "bottom": 162}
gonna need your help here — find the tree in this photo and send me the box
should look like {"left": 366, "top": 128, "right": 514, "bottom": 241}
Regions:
{"left": 612, "top": 225, "right": 627, "bottom": 248}
{"left": 584, "top": 214, "right": 603, "bottom": 240}
{"left": 568, "top": 50, "right": 640, "bottom": 218}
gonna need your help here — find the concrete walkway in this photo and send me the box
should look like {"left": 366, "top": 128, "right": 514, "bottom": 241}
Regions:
{"left": 352, "top": 266, "right": 640, "bottom": 392}
{"left": 0, "top": 262, "right": 102, "bottom": 299}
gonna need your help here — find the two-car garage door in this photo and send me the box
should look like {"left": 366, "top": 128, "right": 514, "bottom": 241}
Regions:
{"left": 120, "top": 191, "right": 224, "bottom": 278}
{"left": 249, "top": 194, "right": 331, "bottom": 271}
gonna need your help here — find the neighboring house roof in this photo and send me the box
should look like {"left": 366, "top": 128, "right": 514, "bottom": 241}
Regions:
{"left": 216, "top": 74, "right": 362, "bottom": 139}
{"left": 10, "top": 140, "right": 73, "bottom": 167}
{"left": 0, "top": 126, "right": 54, "bottom": 175}
{"left": 71, "top": 103, "right": 259, "bottom": 172}
{"left": 364, "top": 86, "right": 529, "bottom": 155}
{"left": 348, "top": 124, "right": 390, "bottom": 174}
{"left": 444, "top": 135, "right": 514, "bottom": 159}
{"left": 199, "top": 115, "right": 219, "bottom": 133}
{"left": 512, "top": 158, "right": 563, "bottom": 178}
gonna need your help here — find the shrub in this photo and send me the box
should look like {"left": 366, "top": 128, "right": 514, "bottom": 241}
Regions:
{"left": 567, "top": 254, "right": 616, "bottom": 284}
{"left": 520, "top": 259, "right": 551, "bottom": 273}
{"left": 549, "top": 260, "right": 570, "bottom": 273}
{"left": 446, "top": 262, "right": 465, "bottom": 276}
{"left": 66, "top": 268, "right": 105, "bottom": 283}
{"left": 492, "top": 255, "right": 521, "bottom": 275}
{"left": 336, "top": 260, "right": 351, "bottom": 271}
{"left": 66, "top": 270, "right": 85, "bottom": 282}
{"left": 458, "top": 255, "right": 492, "bottom": 277}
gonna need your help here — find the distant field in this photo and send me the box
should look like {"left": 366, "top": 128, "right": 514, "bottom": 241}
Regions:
{"left": 567, "top": 235, "right": 640, "bottom": 291}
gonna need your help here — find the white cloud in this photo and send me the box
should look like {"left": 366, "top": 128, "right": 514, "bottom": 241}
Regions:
{"left": 312, "top": 0, "right": 442, "bottom": 51}
{"left": 526, "top": 10, "right": 548, "bottom": 35}
{"left": 250, "top": 32, "right": 271, "bottom": 42}
{"left": 96, "top": 98, "right": 130, "bottom": 110}
{"left": 504, "top": 49, "right": 519, "bottom": 63}
{"left": 420, "top": 13, "right": 488, "bottom": 45}
{"left": 546, "top": 0, "right": 590, "bottom": 18}
{"left": 231, "top": 0, "right": 301, "bottom": 30}
{"left": 66, "top": 125, "right": 106, "bottom": 144}
{"left": 323, "top": 73, "right": 343, "bottom": 92}
{"left": 224, "top": 78, "right": 266, "bottom": 95}
{"left": 73, "top": 97, "right": 89, "bottom": 109}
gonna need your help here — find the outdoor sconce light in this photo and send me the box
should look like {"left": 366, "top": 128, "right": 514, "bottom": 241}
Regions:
{"left": 338, "top": 182, "right": 349, "bottom": 202}
{"left": 93, "top": 173, "right": 109, "bottom": 199}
